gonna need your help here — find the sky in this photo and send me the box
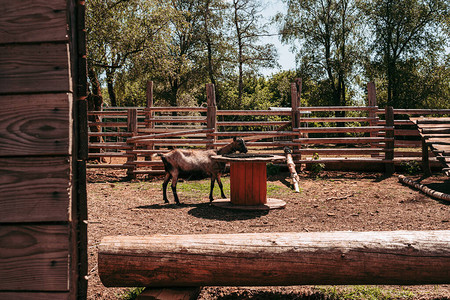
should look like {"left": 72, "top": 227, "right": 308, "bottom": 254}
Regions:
{"left": 260, "top": 0, "right": 297, "bottom": 76}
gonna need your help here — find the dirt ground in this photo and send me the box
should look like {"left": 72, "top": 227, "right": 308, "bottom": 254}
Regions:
{"left": 86, "top": 168, "right": 450, "bottom": 300}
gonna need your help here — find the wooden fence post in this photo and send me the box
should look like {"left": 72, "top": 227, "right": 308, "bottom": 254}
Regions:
{"left": 421, "top": 137, "right": 432, "bottom": 177}
{"left": 291, "top": 82, "right": 299, "bottom": 130}
{"left": 291, "top": 81, "right": 301, "bottom": 164}
{"left": 367, "top": 82, "right": 377, "bottom": 108}
{"left": 385, "top": 106, "right": 395, "bottom": 176}
{"left": 367, "top": 82, "right": 378, "bottom": 153}
{"left": 145, "top": 81, "right": 154, "bottom": 161}
{"left": 206, "top": 83, "right": 217, "bottom": 149}
{"left": 367, "top": 82, "right": 378, "bottom": 128}
{"left": 145, "top": 81, "right": 154, "bottom": 130}
{"left": 127, "top": 108, "right": 138, "bottom": 179}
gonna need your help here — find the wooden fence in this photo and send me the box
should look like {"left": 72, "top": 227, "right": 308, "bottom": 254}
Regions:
{"left": 87, "top": 80, "right": 450, "bottom": 177}
{"left": 0, "top": 1, "right": 87, "bottom": 298}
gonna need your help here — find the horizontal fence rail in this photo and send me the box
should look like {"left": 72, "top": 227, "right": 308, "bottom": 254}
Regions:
{"left": 87, "top": 81, "right": 449, "bottom": 177}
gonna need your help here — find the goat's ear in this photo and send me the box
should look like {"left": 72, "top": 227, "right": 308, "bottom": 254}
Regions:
{"left": 233, "top": 137, "right": 237, "bottom": 141}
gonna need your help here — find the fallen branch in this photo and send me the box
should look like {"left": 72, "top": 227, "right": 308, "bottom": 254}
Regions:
{"left": 398, "top": 175, "right": 450, "bottom": 202}
{"left": 284, "top": 147, "right": 300, "bottom": 192}
{"left": 326, "top": 193, "right": 354, "bottom": 201}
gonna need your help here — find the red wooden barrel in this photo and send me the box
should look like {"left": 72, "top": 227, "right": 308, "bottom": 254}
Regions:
{"left": 230, "top": 161, "right": 267, "bottom": 205}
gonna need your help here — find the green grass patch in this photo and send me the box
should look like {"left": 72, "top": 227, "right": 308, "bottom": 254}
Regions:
{"left": 119, "top": 287, "right": 145, "bottom": 300}
{"left": 177, "top": 178, "right": 231, "bottom": 198}
{"left": 315, "top": 285, "right": 415, "bottom": 300}
{"left": 176, "top": 177, "right": 286, "bottom": 199}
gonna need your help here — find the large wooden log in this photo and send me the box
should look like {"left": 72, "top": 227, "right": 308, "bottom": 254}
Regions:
{"left": 99, "top": 231, "right": 450, "bottom": 287}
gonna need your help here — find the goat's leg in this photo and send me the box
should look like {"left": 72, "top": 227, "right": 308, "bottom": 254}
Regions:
{"left": 171, "top": 171, "right": 180, "bottom": 205}
{"left": 209, "top": 176, "right": 216, "bottom": 202}
{"left": 216, "top": 174, "right": 226, "bottom": 199}
{"left": 162, "top": 173, "right": 171, "bottom": 203}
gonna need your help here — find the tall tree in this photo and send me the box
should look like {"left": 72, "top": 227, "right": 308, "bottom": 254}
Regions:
{"left": 229, "top": 0, "right": 278, "bottom": 108}
{"left": 161, "top": 0, "right": 204, "bottom": 106}
{"left": 86, "top": 0, "right": 170, "bottom": 106}
{"left": 278, "top": 0, "right": 362, "bottom": 109}
{"left": 198, "top": 0, "right": 232, "bottom": 108}
{"left": 359, "top": 0, "right": 448, "bottom": 107}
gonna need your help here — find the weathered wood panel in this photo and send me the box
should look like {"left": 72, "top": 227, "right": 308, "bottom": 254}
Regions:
{"left": 99, "top": 231, "right": 450, "bottom": 287}
{"left": 0, "top": 43, "right": 70, "bottom": 94}
{"left": 0, "top": 225, "right": 69, "bottom": 291}
{"left": 0, "top": 94, "right": 71, "bottom": 156}
{"left": 0, "top": 0, "right": 68, "bottom": 44}
{"left": 0, "top": 157, "right": 70, "bottom": 223}
{"left": 0, "top": 292, "right": 69, "bottom": 300}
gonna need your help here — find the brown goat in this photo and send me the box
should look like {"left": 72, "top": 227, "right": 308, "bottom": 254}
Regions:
{"left": 158, "top": 137, "right": 248, "bottom": 204}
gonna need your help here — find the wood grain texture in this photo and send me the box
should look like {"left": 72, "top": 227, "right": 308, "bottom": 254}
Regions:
{"left": 99, "top": 231, "right": 450, "bottom": 287}
{"left": 0, "top": 292, "right": 69, "bottom": 300}
{"left": 0, "top": 43, "right": 70, "bottom": 94}
{"left": 0, "top": 0, "right": 68, "bottom": 44}
{"left": 0, "top": 94, "right": 71, "bottom": 156}
{"left": 0, "top": 156, "right": 70, "bottom": 222}
{"left": 0, "top": 225, "right": 69, "bottom": 291}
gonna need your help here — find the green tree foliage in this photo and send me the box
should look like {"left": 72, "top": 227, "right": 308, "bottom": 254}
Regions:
{"left": 86, "top": 0, "right": 449, "bottom": 111}
{"left": 359, "top": 0, "right": 449, "bottom": 108}
{"left": 277, "top": 0, "right": 363, "bottom": 109}
{"left": 228, "top": 0, "right": 278, "bottom": 108}
{"left": 86, "top": 0, "right": 171, "bottom": 106}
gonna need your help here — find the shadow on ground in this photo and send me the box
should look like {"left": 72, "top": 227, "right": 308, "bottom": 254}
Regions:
{"left": 134, "top": 202, "right": 269, "bottom": 220}
{"left": 188, "top": 204, "right": 269, "bottom": 221}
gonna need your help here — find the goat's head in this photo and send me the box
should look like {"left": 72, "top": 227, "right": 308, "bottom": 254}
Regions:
{"left": 232, "top": 137, "right": 248, "bottom": 153}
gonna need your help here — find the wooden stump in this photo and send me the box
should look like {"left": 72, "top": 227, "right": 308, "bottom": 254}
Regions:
{"left": 230, "top": 162, "right": 267, "bottom": 205}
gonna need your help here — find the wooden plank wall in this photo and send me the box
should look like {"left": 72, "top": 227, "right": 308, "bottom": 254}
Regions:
{"left": 0, "top": 0, "right": 87, "bottom": 299}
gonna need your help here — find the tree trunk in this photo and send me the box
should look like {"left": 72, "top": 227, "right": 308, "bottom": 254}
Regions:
{"left": 99, "top": 231, "right": 450, "bottom": 287}
{"left": 106, "top": 73, "right": 117, "bottom": 107}
{"left": 233, "top": 0, "right": 243, "bottom": 108}
{"left": 204, "top": 0, "right": 216, "bottom": 87}
{"left": 87, "top": 69, "right": 103, "bottom": 111}
{"left": 87, "top": 69, "right": 103, "bottom": 160}
{"left": 169, "top": 78, "right": 179, "bottom": 117}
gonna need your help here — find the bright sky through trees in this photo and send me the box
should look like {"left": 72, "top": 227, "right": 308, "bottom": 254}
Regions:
{"left": 260, "top": 0, "right": 296, "bottom": 76}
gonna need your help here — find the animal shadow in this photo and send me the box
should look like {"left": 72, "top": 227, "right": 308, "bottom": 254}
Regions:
{"left": 188, "top": 203, "right": 268, "bottom": 221}
{"left": 135, "top": 203, "right": 199, "bottom": 210}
